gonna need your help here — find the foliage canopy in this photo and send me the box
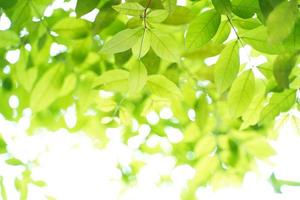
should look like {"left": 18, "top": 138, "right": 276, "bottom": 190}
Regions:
{"left": 0, "top": 0, "right": 300, "bottom": 199}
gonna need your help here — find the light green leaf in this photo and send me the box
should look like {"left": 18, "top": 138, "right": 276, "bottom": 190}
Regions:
{"left": 266, "top": 0, "right": 298, "bottom": 43}
{"left": 112, "top": 2, "right": 145, "bottom": 16}
{"left": 194, "top": 135, "right": 216, "bottom": 158}
{"left": 128, "top": 61, "right": 147, "bottom": 96}
{"left": 0, "top": 135, "right": 6, "bottom": 154}
{"left": 260, "top": 89, "right": 296, "bottom": 123}
{"left": 241, "top": 26, "right": 285, "bottom": 54}
{"left": 147, "top": 9, "right": 169, "bottom": 23}
{"left": 149, "top": 29, "right": 180, "bottom": 62}
{"left": 53, "top": 18, "right": 90, "bottom": 39}
{"left": 211, "top": 0, "right": 232, "bottom": 15}
{"left": 273, "top": 53, "right": 297, "bottom": 89}
{"left": 258, "top": 0, "right": 284, "bottom": 19}
{"left": 101, "top": 28, "right": 143, "bottom": 54}
{"left": 227, "top": 70, "right": 255, "bottom": 119}
{"left": 232, "top": 0, "right": 259, "bottom": 18}
{"left": 147, "top": 74, "right": 182, "bottom": 99}
{"left": 6, "top": 158, "right": 23, "bottom": 166}
{"left": 75, "top": 0, "right": 100, "bottom": 17}
{"left": 186, "top": 10, "right": 221, "bottom": 51}
{"left": 214, "top": 41, "right": 240, "bottom": 94}
{"left": 212, "top": 20, "right": 231, "bottom": 44}
{"left": 164, "top": 6, "right": 195, "bottom": 25}
{"left": 195, "top": 94, "right": 209, "bottom": 130}
{"left": 241, "top": 79, "right": 266, "bottom": 129}
{"left": 290, "top": 76, "right": 300, "bottom": 89}
{"left": 283, "top": 19, "right": 300, "bottom": 51}
{"left": 30, "top": 64, "right": 65, "bottom": 112}
{"left": 59, "top": 73, "right": 77, "bottom": 97}
{"left": 132, "top": 29, "right": 151, "bottom": 58}
{"left": 0, "top": 30, "right": 20, "bottom": 48}
{"left": 244, "top": 138, "right": 276, "bottom": 159}
{"left": 93, "top": 69, "right": 129, "bottom": 93}
{"left": 161, "top": 0, "right": 177, "bottom": 13}
{"left": 0, "top": 176, "right": 7, "bottom": 200}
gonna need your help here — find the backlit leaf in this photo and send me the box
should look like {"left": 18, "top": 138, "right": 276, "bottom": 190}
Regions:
{"left": 147, "top": 74, "right": 182, "bottom": 99}
{"left": 266, "top": 0, "right": 298, "bottom": 43}
{"left": 214, "top": 41, "right": 240, "bottom": 94}
{"left": 260, "top": 89, "right": 296, "bottom": 123}
{"left": 101, "top": 28, "right": 143, "bottom": 54}
{"left": 227, "top": 70, "right": 255, "bottom": 119}
{"left": 186, "top": 10, "right": 221, "bottom": 51}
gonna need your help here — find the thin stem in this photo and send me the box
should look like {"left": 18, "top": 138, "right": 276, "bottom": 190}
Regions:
{"left": 226, "top": 15, "right": 256, "bottom": 69}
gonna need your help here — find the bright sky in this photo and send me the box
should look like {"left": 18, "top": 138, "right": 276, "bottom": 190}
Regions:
{"left": 0, "top": 0, "right": 300, "bottom": 199}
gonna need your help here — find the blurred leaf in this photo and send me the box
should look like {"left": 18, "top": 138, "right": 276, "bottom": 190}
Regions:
{"left": 53, "top": 18, "right": 90, "bottom": 39}
{"left": 266, "top": 0, "right": 298, "bottom": 43}
{"left": 113, "top": 2, "right": 145, "bottom": 16}
{"left": 76, "top": 0, "right": 100, "bottom": 17}
{"left": 260, "top": 89, "right": 296, "bottom": 123}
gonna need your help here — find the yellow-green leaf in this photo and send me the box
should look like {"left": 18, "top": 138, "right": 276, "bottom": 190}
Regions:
{"left": 128, "top": 61, "right": 148, "bottom": 96}
{"left": 227, "top": 70, "right": 255, "bottom": 119}
{"left": 93, "top": 69, "right": 129, "bottom": 93}
{"left": 186, "top": 10, "right": 221, "bottom": 51}
{"left": 266, "top": 0, "right": 298, "bottom": 43}
{"left": 214, "top": 41, "right": 240, "bottom": 94}
{"left": 101, "top": 28, "right": 143, "bottom": 54}
{"left": 147, "top": 74, "right": 182, "bottom": 99}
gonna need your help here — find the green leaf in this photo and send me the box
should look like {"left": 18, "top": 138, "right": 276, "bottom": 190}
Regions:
{"left": 161, "top": 0, "right": 177, "bottom": 13}
{"left": 0, "top": 0, "right": 17, "bottom": 9}
{"left": 186, "top": 10, "right": 221, "bottom": 51}
{"left": 101, "top": 28, "right": 143, "bottom": 54}
{"left": 0, "top": 30, "right": 20, "bottom": 48}
{"left": 214, "top": 41, "right": 240, "bottom": 94}
{"left": 212, "top": 20, "right": 231, "bottom": 44}
{"left": 273, "top": 53, "right": 297, "bottom": 89}
{"left": 132, "top": 29, "right": 151, "bottom": 58}
{"left": 0, "top": 176, "right": 7, "bottom": 200}
{"left": 113, "top": 2, "right": 145, "bottom": 16}
{"left": 164, "top": 6, "right": 195, "bottom": 25}
{"left": 283, "top": 19, "right": 300, "bottom": 51}
{"left": 232, "top": 0, "right": 260, "bottom": 18}
{"left": 128, "top": 61, "right": 148, "bottom": 96}
{"left": 75, "top": 0, "right": 100, "bottom": 17}
{"left": 59, "top": 73, "right": 77, "bottom": 97}
{"left": 266, "top": 0, "right": 298, "bottom": 43}
{"left": 147, "top": 74, "right": 182, "bottom": 99}
{"left": 245, "top": 138, "right": 276, "bottom": 159}
{"left": 241, "top": 26, "right": 285, "bottom": 54}
{"left": 149, "top": 29, "right": 180, "bottom": 62}
{"left": 241, "top": 79, "right": 266, "bottom": 129}
{"left": 30, "top": 64, "right": 65, "bottom": 112}
{"left": 258, "top": 0, "right": 284, "bottom": 19}
{"left": 93, "top": 69, "right": 129, "bottom": 93}
{"left": 194, "top": 135, "right": 216, "bottom": 158}
{"left": 211, "top": 0, "right": 232, "bottom": 15}
{"left": 227, "top": 70, "right": 255, "bottom": 119}
{"left": 147, "top": 9, "right": 169, "bottom": 23}
{"left": 195, "top": 94, "right": 209, "bottom": 130}
{"left": 0, "top": 135, "right": 6, "bottom": 154}
{"left": 6, "top": 158, "right": 23, "bottom": 166}
{"left": 260, "top": 89, "right": 296, "bottom": 123}
{"left": 53, "top": 18, "right": 90, "bottom": 39}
